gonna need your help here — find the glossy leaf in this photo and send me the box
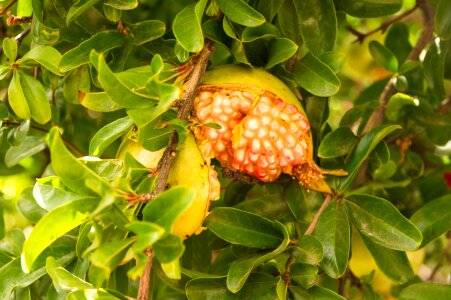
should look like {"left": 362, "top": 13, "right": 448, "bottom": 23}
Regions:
{"left": 346, "top": 194, "right": 422, "bottom": 251}
{"left": 173, "top": 0, "right": 207, "bottom": 52}
{"left": 5, "top": 136, "right": 46, "bottom": 167}
{"left": 22, "top": 197, "right": 99, "bottom": 272}
{"left": 291, "top": 285, "right": 346, "bottom": 300}
{"left": 128, "top": 221, "right": 165, "bottom": 252}
{"left": 313, "top": 201, "right": 350, "bottom": 278}
{"left": 410, "top": 194, "right": 451, "bottom": 247}
{"left": 89, "top": 117, "right": 134, "bottom": 156}
{"left": 3, "top": 37, "right": 17, "bottom": 61}
{"left": 292, "top": 235, "right": 324, "bottom": 265}
{"left": 79, "top": 92, "right": 123, "bottom": 112}
{"left": 143, "top": 186, "right": 196, "bottom": 231}
{"left": 205, "top": 207, "right": 284, "bottom": 249}
{"left": 21, "top": 46, "right": 63, "bottom": 75}
{"left": 66, "top": 0, "right": 102, "bottom": 25}
{"left": 369, "top": 41, "right": 398, "bottom": 73}
{"left": 338, "top": 125, "right": 401, "bottom": 192}
{"left": 435, "top": 0, "right": 451, "bottom": 39}
{"left": 48, "top": 127, "right": 113, "bottom": 195}
{"left": 385, "top": 93, "right": 419, "bottom": 121}
{"left": 293, "top": 52, "right": 341, "bottom": 97}
{"left": 216, "top": 0, "right": 265, "bottom": 27}
{"left": 226, "top": 222, "right": 289, "bottom": 293}
{"left": 129, "top": 20, "right": 166, "bottom": 45}
{"left": 46, "top": 256, "right": 92, "bottom": 291}
{"left": 186, "top": 277, "right": 234, "bottom": 299}
{"left": 241, "top": 23, "right": 280, "bottom": 42}
{"left": 16, "top": 187, "right": 46, "bottom": 223}
{"left": 59, "top": 31, "right": 125, "bottom": 72}
{"left": 8, "top": 71, "right": 31, "bottom": 120}
{"left": 19, "top": 71, "right": 51, "bottom": 124}
{"left": 104, "top": 0, "right": 138, "bottom": 10}
{"left": 90, "top": 238, "right": 134, "bottom": 273}
{"left": 319, "top": 51, "right": 346, "bottom": 73}
{"left": 359, "top": 234, "right": 414, "bottom": 283}
{"left": 335, "top": 0, "right": 402, "bottom": 17}
{"left": 153, "top": 234, "right": 184, "bottom": 263}
{"left": 293, "top": 0, "right": 337, "bottom": 55}
{"left": 290, "top": 263, "right": 318, "bottom": 288}
{"left": 33, "top": 176, "right": 85, "bottom": 211}
{"left": 399, "top": 283, "right": 451, "bottom": 300}
{"left": 265, "top": 38, "right": 298, "bottom": 69}
{"left": 318, "top": 126, "right": 357, "bottom": 158}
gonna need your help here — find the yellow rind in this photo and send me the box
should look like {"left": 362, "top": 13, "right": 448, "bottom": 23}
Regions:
{"left": 119, "top": 132, "right": 216, "bottom": 239}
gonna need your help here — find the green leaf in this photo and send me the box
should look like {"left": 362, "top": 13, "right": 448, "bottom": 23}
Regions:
{"left": 143, "top": 186, "right": 196, "bottom": 231}
{"left": 359, "top": 233, "right": 414, "bottom": 282}
{"left": 104, "top": 0, "right": 138, "bottom": 10}
{"left": 46, "top": 256, "right": 92, "bottom": 291}
{"left": 138, "top": 126, "right": 173, "bottom": 151}
{"left": 128, "top": 221, "right": 165, "bottom": 252}
{"left": 67, "top": 289, "right": 124, "bottom": 300}
{"left": 17, "top": 0, "right": 32, "bottom": 17}
{"left": 8, "top": 71, "right": 31, "bottom": 120}
{"left": 399, "top": 283, "right": 451, "bottom": 300}
{"left": 0, "top": 254, "right": 74, "bottom": 299}
{"left": 290, "top": 263, "right": 318, "bottom": 288}
{"left": 410, "top": 194, "right": 451, "bottom": 247}
{"left": 318, "top": 51, "right": 346, "bottom": 73}
{"left": 318, "top": 126, "right": 358, "bottom": 158}
{"left": 241, "top": 23, "right": 280, "bottom": 42}
{"left": 369, "top": 41, "right": 398, "bottom": 73}
{"left": 293, "top": 52, "right": 341, "bottom": 97}
{"left": 21, "top": 46, "right": 63, "bottom": 75}
{"left": 346, "top": 194, "right": 422, "bottom": 251}
{"left": 153, "top": 234, "right": 185, "bottom": 264}
{"left": 63, "top": 65, "right": 91, "bottom": 104}
{"left": 385, "top": 93, "right": 419, "bottom": 121}
{"left": 435, "top": 0, "right": 451, "bottom": 39}
{"left": 338, "top": 124, "right": 401, "bottom": 192}
{"left": 90, "top": 238, "right": 134, "bottom": 273}
{"left": 265, "top": 38, "right": 298, "bottom": 69}
{"left": 89, "top": 117, "right": 134, "bottom": 156}
{"left": 19, "top": 71, "right": 51, "bottom": 124}
{"left": 3, "top": 37, "right": 18, "bottom": 61}
{"left": 66, "top": 0, "right": 102, "bottom": 25}
{"left": 7, "top": 119, "right": 29, "bottom": 146}
{"left": 216, "top": 0, "right": 265, "bottom": 27}
{"left": 48, "top": 127, "right": 113, "bottom": 195}
{"left": 205, "top": 207, "right": 284, "bottom": 249}
{"left": 226, "top": 222, "right": 289, "bottom": 293}
{"left": 16, "top": 187, "right": 46, "bottom": 223}
{"left": 284, "top": 182, "right": 310, "bottom": 221}
{"left": 59, "top": 31, "right": 125, "bottom": 72}
{"left": 293, "top": 0, "right": 337, "bottom": 55}
{"left": 292, "top": 235, "right": 324, "bottom": 265}
{"left": 22, "top": 197, "right": 99, "bottom": 272}
{"left": 313, "top": 201, "right": 350, "bottom": 278}
{"left": 33, "top": 176, "right": 85, "bottom": 211}
{"left": 291, "top": 285, "right": 346, "bottom": 300}
{"left": 95, "top": 52, "right": 153, "bottom": 108}
{"left": 129, "top": 20, "right": 166, "bottom": 46}
{"left": 335, "top": 0, "right": 402, "bottom": 17}
{"left": 103, "top": 4, "right": 122, "bottom": 22}
{"left": 5, "top": 136, "right": 46, "bottom": 167}
{"left": 173, "top": 0, "right": 207, "bottom": 53}
{"left": 80, "top": 92, "right": 123, "bottom": 112}
{"left": 186, "top": 277, "right": 234, "bottom": 300}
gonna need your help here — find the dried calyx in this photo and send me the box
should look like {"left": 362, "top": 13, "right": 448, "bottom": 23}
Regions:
{"left": 192, "top": 64, "right": 346, "bottom": 194}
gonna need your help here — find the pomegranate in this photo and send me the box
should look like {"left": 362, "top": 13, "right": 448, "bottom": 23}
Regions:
{"left": 192, "top": 64, "right": 344, "bottom": 194}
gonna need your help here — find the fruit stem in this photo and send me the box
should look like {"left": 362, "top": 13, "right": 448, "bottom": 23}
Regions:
{"left": 304, "top": 194, "right": 332, "bottom": 236}
{"left": 137, "top": 40, "right": 215, "bottom": 299}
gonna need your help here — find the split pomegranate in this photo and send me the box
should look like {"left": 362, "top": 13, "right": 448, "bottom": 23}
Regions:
{"left": 192, "top": 65, "right": 343, "bottom": 194}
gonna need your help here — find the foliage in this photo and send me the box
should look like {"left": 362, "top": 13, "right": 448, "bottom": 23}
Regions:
{"left": 0, "top": 0, "right": 450, "bottom": 299}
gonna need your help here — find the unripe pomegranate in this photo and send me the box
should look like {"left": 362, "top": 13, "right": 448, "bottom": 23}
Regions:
{"left": 192, "top": 65, "right": 343, "bottom": 194}
{"left": 118, "top": 132, "right": 220, "bottom": 238}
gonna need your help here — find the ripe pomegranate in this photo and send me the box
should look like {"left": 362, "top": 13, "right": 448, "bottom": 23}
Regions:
{"left": 192, "top": 65, "right": 344, "bottom": 194}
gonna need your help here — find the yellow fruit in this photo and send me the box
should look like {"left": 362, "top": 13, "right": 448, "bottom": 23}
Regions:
{"left": 349, "top": 232, "right": 425, "bottom": 296}
{"left": 118, "top": 131, "right": 220, "bottom": 239}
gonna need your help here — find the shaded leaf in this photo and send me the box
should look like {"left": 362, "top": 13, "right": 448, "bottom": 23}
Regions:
{"left": 266, "top": 38, "right": 298, "bottom": 69}
{"left": 5, "top": 136, "right": 46, "bottom": 167}
{"left": 335, "top": 0, "right": 402, "bottom": 17}
{"left": 369, "top": 41, "right": 398, "bottom": 73}
{"left": 399, "top": 283, "right": 451, "bottom": 300}
{"left": 318, "top": 126, "right": 357, "bottom": 158}
{"left": 435, "top": 0, "right": 451, "bottom": 39}
{"left": 46, "top": 256, "right": 92, "bottom": 291}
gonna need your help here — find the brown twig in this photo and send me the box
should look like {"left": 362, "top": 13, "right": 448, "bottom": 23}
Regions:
{"left": 6, "top": 12, "right": 32, "bottom": 26}
{"left": 346, "top": 4, "right": 419, "bottom": 44}
{"left": 136, "top": 40, "right": 215, "bottom": 300}
{"left": 3, "top": 120, "right": 85, "bottom": 156}
{"left": 137, "top": 249, "right": 153, "bottom": 300}
{"left": 0, "top": 0, "right": 17, "bottom": 17}
{"left": 0, "top": 25, "right": 31, "bottom": 57}
{"left": 304, "top": 194, "right": 332, "bottom": 236}
{"left": 338, "top": 267, "right": 363, "bottom": 296}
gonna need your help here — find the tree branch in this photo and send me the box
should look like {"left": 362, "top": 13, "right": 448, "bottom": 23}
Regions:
{"left": 346, "top": 4, "right": 419, "bottom": 44}
{"left": 304, "top": 194, "right": 332, "bottom": 236}
{"left": 0, "top": 0, "right": 17, "bottom": 17}
{"left": 136, "top": 40, "right": 215, "bottom": 300}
